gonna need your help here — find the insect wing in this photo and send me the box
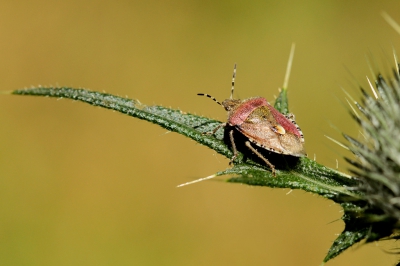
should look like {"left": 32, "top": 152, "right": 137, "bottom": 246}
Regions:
{"left": 237, "top": 106, "right": 306, "bottom": 156}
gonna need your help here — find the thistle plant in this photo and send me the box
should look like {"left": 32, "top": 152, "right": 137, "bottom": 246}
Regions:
{"left": 6, "top": 20, "right": 400, "bottom": 265}
{"left": 343, "top": 60, "right": 400, "bottom": 242}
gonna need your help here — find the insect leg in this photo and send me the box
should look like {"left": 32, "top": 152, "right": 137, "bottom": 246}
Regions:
{"left": 245, "top": 141, "right": 276, "bottom": 176}
{"left": 229, "top": 129, "right": 238, "bottom": 165}
{"left": 202, "top": 122, "right": 226, "bottom": 136}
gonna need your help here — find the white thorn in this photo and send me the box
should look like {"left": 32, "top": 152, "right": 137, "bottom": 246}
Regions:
{"left": 283, "top": 43, "right": 295, "bottom": 89}
{"left": 366, "top": 76, "right": 378, "bottom": 99}
{"left": 393, "top": 48, "right": 399, "bottom": 75}
{"left": 382, "top": 12, "right": 400, "bottom": 35}
{"left": 324, "top": 135, "right": 350, "bottom": 150}
{"left": 341, "top": 87, "right": 359, "bottom": 104}
{"left": 358, "top": 130, "right": 367, "bottom": 141}
{"left": 177, "top": 174, "right": 217, "bottom": 187}
{"left": 345, "top": 98, "right": 360, "bottom": 119}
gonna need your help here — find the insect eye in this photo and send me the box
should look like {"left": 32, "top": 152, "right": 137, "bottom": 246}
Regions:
{"left": 272, "top": 125, "right": 286, "bottom": 135}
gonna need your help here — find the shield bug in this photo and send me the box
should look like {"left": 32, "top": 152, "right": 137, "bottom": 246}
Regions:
{"left": 198, "top": 64, "right": 306, "bottom": 176}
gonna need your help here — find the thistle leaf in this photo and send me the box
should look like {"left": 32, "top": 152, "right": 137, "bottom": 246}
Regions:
{"left": 274, "top": 87, "right": 289, "bottom": 115}
{"left": 10, "top": 86, "right": 363, "bottom": 263}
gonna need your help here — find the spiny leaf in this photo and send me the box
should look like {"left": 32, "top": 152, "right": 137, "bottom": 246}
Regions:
{"left": 342, "top": 65, "right": 400, "bottom": 260}
{"left": 323, "top": 225, "right": 368, "bottom": 262}
{"left": 11, "top": 87, "right": 355, "bottom": 191}
{"left": 274, "top": 87, "right": 289, "bottom": 115}
{"left": 225, "top": 160, "right": 358, "bottom": 200}
{"left": 10, "top": 86, "right": 362, "bottom": 263}
{"left": 12, "top": 87, "right": 232, "bottom": 158}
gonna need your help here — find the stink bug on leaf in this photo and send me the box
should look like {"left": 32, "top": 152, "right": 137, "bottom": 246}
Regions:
{"left": 198, "top": 64, "right": 306, "bottom": 176}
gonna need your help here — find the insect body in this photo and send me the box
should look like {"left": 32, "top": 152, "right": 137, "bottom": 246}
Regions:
{"left": 198, "top": 64, "right": 306, "bottom": 176}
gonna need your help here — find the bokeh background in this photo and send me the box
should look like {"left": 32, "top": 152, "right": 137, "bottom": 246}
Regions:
{"left": 0, "top": 1, "right": 399, "bottom": 265}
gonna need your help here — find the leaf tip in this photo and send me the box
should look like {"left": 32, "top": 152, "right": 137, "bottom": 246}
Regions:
{"left": 1, "top": 90, "right": 14, "bottom": 95}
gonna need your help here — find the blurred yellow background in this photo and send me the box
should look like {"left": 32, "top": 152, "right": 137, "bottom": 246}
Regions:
{"left": 0, "top": 1, "right": 399, "bottom": 265}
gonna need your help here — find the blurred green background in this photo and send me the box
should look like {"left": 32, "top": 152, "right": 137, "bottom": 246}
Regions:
{"left": 0, "top": 1, "right": 399, "bottom": 265}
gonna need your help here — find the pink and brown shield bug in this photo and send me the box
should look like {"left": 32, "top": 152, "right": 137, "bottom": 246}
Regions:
{"left": 198, "top": 64, "right": 306, "bottom": 176}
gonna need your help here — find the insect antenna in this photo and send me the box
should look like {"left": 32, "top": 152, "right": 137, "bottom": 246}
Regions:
{"left": 230, "top": 63, "right": 237, "bottom": 99}
{"left": 197, "top": 93, "right": 222, "bottom": 106}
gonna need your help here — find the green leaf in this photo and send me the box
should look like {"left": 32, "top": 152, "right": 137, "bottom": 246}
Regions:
{"left": 226, "top": 159, "right": 358, "bottom": 199}
{"left": 12, "top": 87, "right": 232, "bottom": 158}
{"left": 10, "top": 86, "right": 367, "bottom": 263}
{"left": 274, "top": 87, "right": 289, "bottom": 115}
{"left": 323, "top": 223, "right": 368, "bottom": 262}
